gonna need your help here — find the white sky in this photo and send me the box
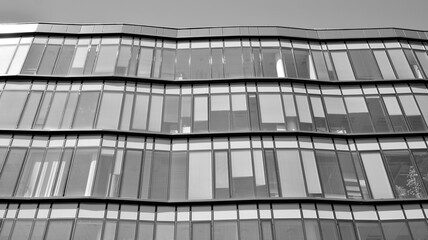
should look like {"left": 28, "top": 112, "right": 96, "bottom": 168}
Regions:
{"left": 0, "top": 0, "right": 428, "bottom": 30}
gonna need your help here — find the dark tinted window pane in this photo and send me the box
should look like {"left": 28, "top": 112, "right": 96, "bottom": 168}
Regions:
{"left": 248, "top": 94, "right": 260, "bottom": 131}
{"left": 120, "top": 150, "right": 142, "bottom": 198}
{"left": 162, "top": 95, "right": 179, "bottom": 133}
{"left": 53, "top": 149, "right": 73, "bottom": 196}
{"left": 117, "top": 222, "right": 136, "bottom": 240}
{"left": 282, "top": 48, "right": 297, "bottom": 78}
{"left": 349, "top": 50, "right": 382, "bottom": 80}
{"left": 83, "top": 44, "right": 97, "bottom": 75}
{"left": 21, "top": 41, "right": 45, "bottom": 74}
{"left": 224, "top": 46, "right": 244, "bottom": 78}
{"left": 18, "top": 91, "right": 43, "bottom": 128}
{"left": 210, "top": 95, "right": 230, "bottom": 132}
{"left": 73, "top": 92, "right": 100, "bottom": 129}
{"left": 65, "top": 148, "right": 98, "bottom": 196}
{"left": 337, "top": 152, "right": 362, "bottom": 199}
{"left": 215, "top": 151, "right": 230, "bottom": 199}
{"left": 45, "top": 220, "right": 73, "bottom": 240}
{"left": 169, "top": 152, "right": 187, "bottom": 201}
{"left": 412, "top": 150, "right": 428, "bottom": 193}
{"left": 33, "top": 91, "right": 53, "bottom": 129}
{"left": 191, "top": 48, "right": 210, "bottom": 79}
{"left": 324, "top": 96, "right": 351, "bottom": 133}
{"left": 242, "top": 45, "right": 254, "bottom": 78}
{"left": 366, "top": 96, "right": 393, "bottom": 132}
{"left": 312, "top": 51, "right": 329, "bottom": 80}
{"left": 38, "top": 44, "right": 61, "bottom": 75}
{"left": 316, "top": 150, "right": 346, "bottom": 198}
{"left": 294, "top": 49, "right": 316, "bottom": 79}
{"left": 150, "top": 151, "right": 169, "bottom": 200}
{"left": 356, "top": 222, "right": 385, "bottom": 240}
{"left": 119, "top": 93, "right": 134, "bottom": 131}
{"left": 383, "top": 96, "right": 409, "bottom": 132}
{"left": 310, "top": 96, "right": 328, "bottom": 132}
{"left": 160, "top": 48, "right": 175, "bottom": 80}
{"left": 10, "top": 220, "right": 32, "bottom": 240}
{"left": 320, "top": 220, "right": 339, "bottom": 240}
{"left": 408, "top": 221, "right": 428, "bottom": 240}
{"left": 192, "top": 223, "right": 211, "bottom": 240}
{"left": 240, "top": 221, "right": 260, "bottom": 240}
{"left": 93, "top": 148, "right": 115, "bottom": 197}
{"left": 338, "top": 221, "right": 357, "bottom": 240}
{"left": 415, "top": 95, "right": 428, "bottom": 126}
{"left": 344, "top": 96, "right": 374, "bottom": 133}
{"left": 262, "top": 47, "right": 283, "bottom": 77}
{"left": 132, "top": 94, "right": 149, "bottom": 131}
{"left": 44, "top": 92, "right": 68, "bottom": 129}
{"left": 231, "top": 150, "right": 254, "bottom": 198}
{"left": 180, "top": 96, "right": 192, "bottom": 133}
{"left": 275, "top": 220, "right": 304, "bottom": 240}
{"left": 265, "top": 150, "right": 279, "bottom": 197}
{"left": 399, "top": 95, "right": 427, "bottom": 131}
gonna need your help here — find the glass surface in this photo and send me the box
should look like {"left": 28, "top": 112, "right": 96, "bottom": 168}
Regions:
{"left": 413, "top": 150, "right": 428, "bottom": 193}
{"left": 94, "top": 45, "right": 118, "bottom": 74}
{"left": 30, "top": 220, "right": 47, "bottom": 240}
{"left": 44, "top": 220, "right": 74, "bottom": 240}
{"left": 262, "top": 48, "right": 284, "bottom": 77}
{"left": 188, "top": 151, "right": 212, "bottom": 199}
{"left": 119, "top": 93, "right": 134, "bottom": 130}
{"left": 162, "top": 95, "right": 179, "bottom": 133}
{"left": 414, "top": 50, "right": 428, "bottom": 77}
{"left": 0, "top": 91, "right": 28, "bottom": 128}
{"left": 399, "top": 95, "right": 427, "bottom": 131}
{"left": 373, "top": 50, "right": 396, "bottom": 79}
{"left": 60, "top": 92, "right": 78, "bottom": 129}
{"left": 282, "top": 94, "right": 298, "bottom": 131}
{"left": 210, "top": 94, "right": 230, "bottom": 132}
{"left": 356, "top": 222, "right": 385, "bottom": 240}
{"left": 33, "top": 91, "right": 53, "bottom": 129}
{"left": 0, "top": 148, "right": 27, "bottom": 196}
{"left": 53, "top": 149, "right": 73, "bottom": 196}
{"left": 0, "top": 44, "right": 17, "bottom": 74}
{"left": 193, "top": 95, "right": 208, "bottom": 132}
{"left": 242, "top": 46, "right": 254, "bottom": 78}
{"left": 180, "top": 95, "right": 192, "bottom": 133}
{"left": 316, "top": 150, "right": 346, "bottom": 198}
{"left": 191, "top": 48, "right": 210, "bottom": 79}
{"left": 259, "top": 94, "right": 285, "bottom": 130}
{"left": 120, "top": 150, "right": 142, "bottom": 198}
{"left": 214, "top": 221, "right": 239, "bottom": 240}
{"left": 301, "top": 150, "right": 322, "bottom": 197}
{"left": 337, "top": 152, "right": 362, "bottom": 199}
{"left": 137, "top": 47, "right": 153, "bottom": 77}
{"left": 65, "top": 148, "right": 98, "bottom": 196}
{"left": 117, "top": 221, "right": 136, "bottom": 240}
{"left": 38, "top": 44, "right": 61, "bottom": 75}
{"left": 295, "top": 95, "right": 313, "bottom": 131}
{"left": 155, "top": 223, "right": 175, "bottom": 240}
{"left": 348, "top": 50, "right": 382, "bottom": 80}
{"left": 160, "top": 48, "right": 175, "bottom": 80}
{"left": 275, "top": 220, "right": 304, "bottom": 240}
{"left": 175, "top": 48, "right": 190, "bottom": 79}
{"left": 231, "top": 150, "right": 255, "bottom": 198}
{"left": 240, "top": 221, "right": 260, "bottom": 240}
{"left": 282, "top": 48, "right": 298, "bottom": 78}
{"left": 44, "top": 92, "right": 68, "bottom": 129}
{"left": 265, "top": 149, "right": 279, "bottom": 197}
{"left": 312, "top": 50, "right": 329, "bottom": 80}
{"left": 304, "top": 220, "right": 322, "bottom": 240}
{"left": 344, "top": 96, "right": 374, "bottom": 133}
{"left": 73, "top": 92, "right": 100, "bottom": 129}
{"left": 382, "top": 222, "right": 412, "bottom": 240}
{"left": 69, "top": 45, "right": 88, "bottom": 75}
{"left": 73, "top": 220, "right": 103, "bottom": 240}
{"left": 211, "top": 48, "right": 224, "bottom": 78}
{"left": 277, "top": 150, "right": 306, "bottom": 197}
{"left": 404, "top": 49, "right": 424, "bottom": 78}
{"left": 150, "top": 151, "right": 169, "bottom": 200}
{"left": 148, "top": 95, "right": 164, "bottom": 132}
{"left": 10, "top": 220, "right": 32, "bottom": 240}
{"left": 320, "top": 220, "right": 340, "bottom": 240}
{"left": 192, "top": 223, "right": 211, "bottom": 240}
{"left": 96, "top": 92, "right": 123, "bottom": 129}
{"left": 93, "top": 148, "right": 115, "bottom": 197}
{"left": 248, "top": 94, "right": 260, "bottom": 131}
{"left": 383, "top": 96, "right": 409, "bottom": 132}
{"left": 331, "top": 51, "right": 355, "bottom": 80}
{"left": 388, "top": 49, "right": 414, "bottom": 79}
{"left": 338, "top": 221, "right": 357, "bottom": 240}
{"left": 21, "top": 42, "right": 45, "bottom": 74}
{"left": 324, "top": 96, "right": 351, "bottom": 133}
{"left": 83, "top": 44, "right": 97, "bottom": 75}
{"left": 224, "top": 47, "right": 244, "bottom": 78}
{"left": 408, "top": 221, "right": 428, "bottom": 240}
{"left": 231, "top": 94, "right": 250, "bottom": 131}
{"left": 116, "top": 45, "right": 132, "bottom": 75}
{"left": 310, "top": 96, "right": 328, "bottom": 132}
{"left": 360, "top": 152, "right": 394, "bottom": 199}
{"left": 18, "top": 91, "right": 43, "bottom": 128}
{"left": 366, "top": 96, "right": 393, "bottom": 132}
{"left": 132, "top": 94, "right": 149, "bottom": 130}
{"left": 415, "top": 95, "right": 428, "bottom": 126}
{"left": 169, "top": 152, "right": 187, "bottom": 200}
{"left": 138, "top": 222, "right": 154, "bottom": 240}
{"left": 294, "top": 49, "right": 316, "bottom": 79}
{"left": 215, "top": 151, "right": 230, "bottom": 199}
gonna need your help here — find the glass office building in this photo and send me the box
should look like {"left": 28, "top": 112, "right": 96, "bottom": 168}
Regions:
{"left": 0, "top": 23, "right": 427, "bottom": 239}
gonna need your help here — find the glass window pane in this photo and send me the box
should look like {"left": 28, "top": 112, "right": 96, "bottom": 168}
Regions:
{"left": 331, "top": 51, "right": 355, "bottom": 80}
{"left": 388, "top": 49, "right": 414, "bottom": 79}
{"left": 138, "top": 222, "right": 154, "bottom": 240}
{"left": 193, "top": 95, "right": 208, "bottom": 132}
{"left": 60, "top": 92, "right": 78, "bottom": 129}
{"left": 192, "top": 223, "right": 211, "bottom": 240}
{"left": 169, "top": 152, "right": 187, "bottom": 201}
{"left": 356, "top": 222, "right": 385, "bottom": 240}
{"left": 210, "top": 95, "right": 230, "bottom": 132}
{"left": 294, "top": 49, "right": 316, "bottom": 79}
{"left": 150, "top": 151, "right": 169, "bottom": 200}
{"left": 215, "top": 151, "right": 230, "bottom": 199}
{"left": 155, "top": 223, "right": 174, "bottom": 240}
{"left": 175, "top": 47, "right": 190, "bottom": 80}
{"left": 412, "top": 150, "right": 428, "bottom": 193}
{"left": 366, "top": 96, "right": 393, "bottom": 132}
{"left": 73, "top": 220, "right": 103, "bottom": 240}
{"left": 44, "top": 220, "right": 74, "bottom": 240}
{"left": 53, "top": 44, "right": 75, "bottom": 75}
{"left": 18, "top": 91, "right": 43, "bottom": 128}
{"left": 240, "top": 221, "right": 260, "bottom": 240}
{"left": 348, "top": 50, "right": 382, "bottom": 80}
{"left": 337, "top": 152, "right": 362, "bottom": 199}
{"left": 383, "top": 96, "right": 409, "bottom": 132}
{"left": 415, "top": 51, "right": 428, "bottom": 77}
{"left": 10, "top": 220, "right": 33, "bottom": 240}
{"left": 21, "top": 41, "right": 45, "bottom": 74}
{"left": 8, "top": 44, "right": 30, "bottom": 74}
{"left": 38, "top": 44, "right": 61, "bottom": 75}
{"left": 96, "top": 92, "right": 123, "bottom": 129}
{"left": 262, "top": 47, "right": 284, "bottom": 77}
{"left": 120, "top": 150, "right": 142, "bottom": 198}
{"left": 0, "top": 148, "right": 27, "bottom": 196}
{"left": 231, "top": 150, "right": 255, "bottom": 198}
{"left": 65, "top": 148, "right": 98, "bottom": 196}
{"left": 84, "top": 43, "right": 98, "bottom": 75}
{"left": 415, "top": 95, "right": 428, "bottom": 126}
{"left": 53, "top": 149, "right": 73, "bottom": 196}
{"left": 44, "top": 92, "right": 68, "bottom": 129}
{"left": 34, "top": 149, "right": 61, "bottom": 197}
{"left": 316, "top": 150, "right": 346, "bottom": 198}
{"left": 338, "top": 221, "right": 357, "bottom": 240}
{"left": 265, "top": 149, "right": 279, "bottom": 197}
{"left": 304, "top": 220, "right": 322, "bottom": 240}
{"left": 309, "top": 96, "right": 328, "bottom": 132}
{"left": 399, "top": 95, "right": 427, "bottom": 131}
{"left": 94, "top": 45, "right": 118, "bottom": 75}
{"left": 0, "top": 91, "right": 28, "bottom": 128}
{"left": 282, "top": 94, "right": 298, "bottom": 131}
{"left": 115, "top": 44, "right": 132, "bottom": 76}
{"left": 301, "top": 150, "right": 322, "bottom": 197}
{"left": 231, "top": 94, "right": 250, "bottom": 131}
{"left": 277, "top": 150, "right": 306, "bottom": 197}
{"left": 275, "top": 220, "right": 304, "bottom": 240}
{"left": 137, "top": 47, "right": 153, "bottom": 77}
{"left": 360, "top": 152, "right": 394, "bottom": 199}
{"left": 211, "top": 48, "right": 224, "bottom": 78}
{"left": 160, "top": 48, "right": 175, "bottom": 80}
{"left": 69, "top": 45, "right": 88, "bottom": 75}
{"left": 180, "top": 95, "right": 192, "bottom": 133}
{"left": 73, "top": 92, "right": 100, "bottom": 129}
{"left": 132, "top": 94, "right": 149, "bottom": 131}
{"left": 214, "top": 221, "right": 238, "bottom": 240}
{"left": 119, "top": 93, "right": 134, "bottom": 130}
{"left": 312, "top": 50, "right": 329, "bottom": 80}
{"left": 382, "top": 222, "right": 412, "bottom": 240}
{"left": 242, "top": 45, "right": 254, "bottom": 78}
{"left": 191, "top": 48, "right": 210, "bottom": 79}
{"left": 30, "top": 220, "right": 47, "bottom": 240}
{"left": 188, "top": 151, "right": 212, "bottom": 199}
{"left": 373, "top": 50, "right": 396, "bottom": 79}
{"left": 93, "top": 148, "right": 115, "bottom": 197}
{"left": 0, "top": 44, "right": 17, "bottom": 74}
{"left": 282, "top": 48, "right": 297, "bottom": 78}
{"left": 295, "top": 95, "right": 313, "bottom": 131}
{"left": 162, "top": 95, "right": 179, "bottom": 133}
{"left": 33, "top": 91, "right": 53, "bottom": 129}
{"left": 259, "top": 94, "right": 285, "bottom": 130}
{"left": 408, "top": 221, "right": 428, "bottom": 240}
{"left": 324, "top": 96, "right": 351, "bottom": 133}
{"left": 117, "top": 221, "right": 136, "bottom": 240}
{"left": 404, "top": 49, "right": 424, "bottom": 78}
{"left": 224, "top": 46, "right": 244, "bottom": 78}
{"left": 344, "top": 96, "right": 374, "bottom": 133}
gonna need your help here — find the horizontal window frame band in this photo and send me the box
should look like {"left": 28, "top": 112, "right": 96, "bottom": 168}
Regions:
{"left": 1, "top": 75, "right": 428, "bottom": 86}
{"left": 0, "top": 129, "right": 427, "bottom": 139}
{"left": 1, "top": 196, "right": 428, "bottom": 206}
{"left": 1, "top": 24, "right": 428, "bottom": 41}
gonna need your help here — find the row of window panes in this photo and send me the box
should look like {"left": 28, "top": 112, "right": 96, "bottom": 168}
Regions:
{"left": 0, "top": 202, "right": 427, "bottom": 240}
{"left": 0, "top": 81, "right": 427, "bottom": 134}
{"left": 1, "top": 36, "right": 428, "bottom": 81}
{"left": 0, "top": 134, "right": 428, "bottom": 201}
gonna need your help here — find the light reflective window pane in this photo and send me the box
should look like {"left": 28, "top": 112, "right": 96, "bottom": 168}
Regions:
{"left": 337, "top": 152, "right": 362, "bottom": 199}
{"left": 60, "top": 92, "right": 78, "bottom": 129}
{"left": 231, "top": 150, "right": 255, "bottom": 198}
{"left": 215, "top": 151, "right": 230, "bottom": 199}
{"left": 188, "top": 151, "right": 212, "bottom": 199}
{"left": 73, "top": 220, "right": 103, "bottom": 240}
{"left": 415, "top": 95, "right": 428, "bottom": 126}
{"left": 224, "top": 46, "right": 244, "bottom": 78}
{"left": 210, "top": 95, "right": 230, "bottom": 132}
{"left": 277, "top": 150, "right": 306, "bottom": 197}
{"left": 33, "top": 91, "right": 53, "bottom": 129}
{"left": 388, "top": 49, "right": 414, "bottom": 79}
{"left": 44, "top": 92, "right": 68, "bottom": 129}
{"left": 140, "top": 150, "right": 152, "bottom": 199}
{"left": 0, "top": 91, "right": 28, "bottom": 128}
{"left": 180, "top": 96, "right": 192, "bottom": 133}
{"left": 301, "top": 150, "right": 322, "bottom": 197}
{"left": 53, "top": 149, "right": 73, "bottom": 196}
{"left": 115, "top": 45, "right": 132, "bottom": 76}
{"left": 30, "top": 220, "right": 47, "bottom": 240}
{"left": 384, "top": 150, "right": 426, "bottom": 198}
{"left": 137, "top": 47, "right": 153, "bottom": 77}
{"left": 259, "top": 94, "right": 285, "bottom": 130}
{"left": 331, "top": 51, "right": 355, "bottom": 80}
{"left": 132, "top": 94, "right": 149, "bottom": 131}
{"left": 214, "top": 221, "right": 238, "bottom": 240}
{"left": 248, "top": 94, "right": 260, "bottom": 131}
{"left": 324, "top": 96, "right": 351, "bottom": 133}
{"left": 69, "top": 45, "right": 88, "bottom": 75}
{"left": 94, "top": 45, "right": 118, "bottom": 75}
{"left": 345, "top": 96, "right": 374, "bottom": 133}
{"left": 349, "top": 50, "right": 382, "bottom": 80}
{"left": 175, "top": 47, "right": 190, "bottom": 80}
{"left": 413, "top": 150, "right": 428, "bottom": 193}
{"left": 383, "top": 96, "right": 409, "bottom": 132}
{"left": 73, "top": 92, "right": 100, "bottom": 129}
{"left": 150, "top": 151, "right": 169, "bottom": 200}
{"left": 44, "top": 220, "right": 74, "bottom": 240}
{"left": 253, "top": 150, "right": 268, "bottom": 197}
{"left": 162, "top": 95, "right": 179, "bottom": 133}
{"left": 193, "top": 95, "right": 208, "bottom": 132}
{"left": 0, "top": 148, "right": 27, "bottom": 196}
{"left": 382, "top": 222, "right": 412, "bottom": 240}
{"left": 120, "top": 150, "right": 142, "bottom": 198}
{"left": 282, "top": 94, "right": 298, "bottom": 131}
{"left": 53, "top": 43, "right": 75, "bottom": 75}
{"left": 316, "top": 150, "right": 346, "bottom": 198}
{"left": 152, "top": 46, "right": 161, "bottom": 78}
{"left": 102, "top": 221, "right": 116, "bottom": 240}
{"left": 34, "top": 149, "right": 61, "bottom": 197}
{"left": 360, "top": 152, "right": 394, "bottom": 199}
{"left": 119, "top": 93, "right": 134, "bottom": 130}
{"left": 295, "top": 95, "right": 313, "bottom": 131}
{"left": 253, "top": 45, "right": 263, "bottom": 77}
{"left": 231, "top": 94, "right": 250, "bottom": 131}
{"left": 415, "top": 51, "right": 428, "bottom": 77}
{"left": 373, "top": 50, "right": 396, "bottom": 79}
{"left": 0, "top": 44, "right": 17, "bottom": 74}
{"left": 37, "top": 44, "right": 61, "bottom": 75}
{"left": 275, "top": 220, "right": 304, "bottom": 240}
{"left": 191, "top": 48, "right": 210, "bottom": 79}
{"left": 65, "top": 148, "right": 98, "bottom": 196}
{"left": 312, "top": 51, "right": 329, "bottom": 80}
{"left": 148, "top": 95, "right": 164, "bottom": 132}
{"left": 169, "top": 152, "right": 187, "bottom": 201}
{"left": 18, "top": 91, "right": 43, "bottom": 128}
{"left": 261, "top": 221, "right": 274, "bottom": 240}
{"left": 83, "top": 43, "right": 98, "bottom": 75}
{"left": 0, "top": 220, "right": 13, "bottom": 239}
{"left": 404, "top": 49, "right": 424, "bottom": 78}
{"left": 8, "top": 44, "right": 30, "bottom": 74}
{"left": 310, "top": 96, "right": 328, "bottom": 132}
{"left": 399, "top": 95, "right": 427, "bottom": 131}
{"left": 96, "top": 92, "right": 123, "bottom": 129}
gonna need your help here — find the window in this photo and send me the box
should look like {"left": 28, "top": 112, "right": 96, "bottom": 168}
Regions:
{"left": 0, "top": 148, "right": 27, "bottom": 196}
{"left": 315, "top": 150, "right": 346, "bottom": 198}
{"left": 0, "top": 90, "right": 28, "bottom": 128}
{"left": 330, "top": 51, "right": 355, "bottom": 80}
{"left": 231, "top": 150, "right": 255, "bottom": 198}
{"left": 73, "top": 92, "right": 100, "bottom": 129}
{"left": 120, "top": 150, "right": 143, "bottom": 198}
{"left": 65, "top": 148, "right": 98, "bottom": 196}
{"left": 188, "top": 151, "right": 212, "bottom": 199}
{"left": 96, "top": 91, "right": 123, "bottom": 129}
{"left": 224, "top": 40, "right": 244, "bottom": 78}
{"left": 38, "top": 38, "right": 62, "bottom": 75}
{"left": 210, "top": 94, "right": 230, "bottom": 132}
{"left": 388, "top": 49, "right": 414, "bottom": 79}
{"left": 324, "top": 96, "right": 351, "bottom": 133}
{"left": 277, "top": 150, "right": 306, "bottom": 197}
{"left": 259, "top": 94, "right": 285, "bottom": 130}
{"left": 373, "top": 50, "right": 396, "bottom": 79}
{"left": 348, "top": 50, "right": 382, "bottom": 80}
{"left": 191, "top": 41, "right": 210, "bottom": 79}
{"left": 294, "top": 49, "right": 316, "bottom": 79}
{"left": 360, "top": 152, "right": 394, "bottom": 199}
{"left": 344, "top": 96, "right": 374, "bottom": 133}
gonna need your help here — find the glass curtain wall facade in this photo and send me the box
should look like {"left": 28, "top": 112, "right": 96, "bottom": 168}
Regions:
{"left": 0, "top": 23, "right": 427, "bottom": 240}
